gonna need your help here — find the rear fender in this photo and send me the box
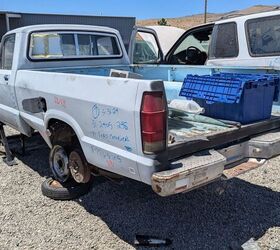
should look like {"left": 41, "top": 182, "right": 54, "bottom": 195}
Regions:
{"left": 44, "top": 110, "right": 84, "bottom": 147}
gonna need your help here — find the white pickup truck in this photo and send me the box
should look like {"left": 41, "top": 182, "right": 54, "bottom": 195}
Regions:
{"left": 1, "top": 23, "right": 280, "bottom": 197}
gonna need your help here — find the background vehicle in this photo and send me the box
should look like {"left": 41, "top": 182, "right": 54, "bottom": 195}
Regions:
{"left": 1, "top": 24, "right": 280, "bottom": 197}
{"left": 131, "top": 10, "right": 280, "bottom": 69}
{"left": 130, "top": 26, "right": 185, "bottom": 63}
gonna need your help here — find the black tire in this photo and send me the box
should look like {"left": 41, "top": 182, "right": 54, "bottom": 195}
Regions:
{"left": 41, "top": 177, "right": 92, "bottom": 200}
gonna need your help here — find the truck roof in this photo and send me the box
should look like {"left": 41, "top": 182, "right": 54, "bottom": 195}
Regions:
{"left": 6, "top": 24, "right": 120, "bottom": 35}
{"left": 180, "top": 9, "right": 280, "bottom": 31}
{"left": 216, "top": 9, "right": 280, "bottom": 24}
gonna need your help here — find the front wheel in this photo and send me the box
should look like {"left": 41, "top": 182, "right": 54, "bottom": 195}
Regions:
{"left": 49, "top": 145, "right": 71, "bottom": 183}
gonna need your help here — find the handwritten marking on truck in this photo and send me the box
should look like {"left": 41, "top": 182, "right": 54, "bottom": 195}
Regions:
{"left": 92, "top": 104, "right": 119, "bottom": 120}
{"left": 99, "top": 121, "right": 113, "bottom": 130}
{"left": 90, "top": 103, "right": 132, "bottom": 151}
{"left": 54, "top": 97, "right": 66, "bottom": 107}
{"left": 92, "top": 131, "right": 130, "bottom": 144}
{"left": 90, "top": 146, "right": 127, "bottom": 171}
{"left": 91, "top": 146, "right": 122, "bottom": 165}
{"left": 92, "top": 120, "right": 129, "bottom": 131}
{"left": 106, "top": 159, "right": 114, "bottom": 168}
{"left": 124, "top": 146, "right": 133, "bottom": 152}
{"left": 116, "top": 121, "right": 129, "bottom": 130}
{"left": 92, "top": 104, "right": 100, "bottom": 119}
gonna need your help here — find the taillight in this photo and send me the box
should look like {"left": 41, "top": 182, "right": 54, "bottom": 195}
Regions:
{"left": 141, "top": 92, "right": 167, "bottom": 154}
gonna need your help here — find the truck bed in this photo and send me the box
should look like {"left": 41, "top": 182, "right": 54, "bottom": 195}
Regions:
{"left": 167, "top": 115, "right": 280, "bottom": 160}
{"left": 41, "top": 65, "right": 280, "bottom": 161}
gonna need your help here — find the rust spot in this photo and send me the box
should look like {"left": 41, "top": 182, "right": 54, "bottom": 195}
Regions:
{"left": 223, "top": 160, "right": 263, "bottom": 179}
{"left": 155, "top": 185, "right": 162, "bottom": 193}
{"left": 152, "top": 172, "right": 181, "bottom": 182}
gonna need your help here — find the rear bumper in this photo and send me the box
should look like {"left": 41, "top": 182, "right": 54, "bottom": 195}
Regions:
{"left": 152, "top": 150, "right": 226, "bottom": 196}
{"left": 152, "top": 129, "right": 280, "bottom": 197}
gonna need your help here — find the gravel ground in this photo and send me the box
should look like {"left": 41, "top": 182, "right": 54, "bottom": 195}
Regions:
{"left": 0, "top": 127, "right": 280, "bottom": 250}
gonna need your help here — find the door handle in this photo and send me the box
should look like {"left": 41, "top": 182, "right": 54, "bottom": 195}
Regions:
{"left": 4, "top": 75, "right": 9, "bottom": 81}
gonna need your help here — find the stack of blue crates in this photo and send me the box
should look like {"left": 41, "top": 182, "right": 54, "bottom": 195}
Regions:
{"left": 179, "top": 73, "right": 279, "bottom": 124}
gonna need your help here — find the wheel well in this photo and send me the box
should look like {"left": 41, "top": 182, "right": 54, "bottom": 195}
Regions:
{"left": 47, "top": 119, "right": 79, "bottom": 146}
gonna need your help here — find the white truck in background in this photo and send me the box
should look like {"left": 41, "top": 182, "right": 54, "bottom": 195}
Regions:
{"left": 133, "top": 10, "right": 280, "bottom": 69}
{"left": 1, "top": 20, "right": 280, "bottom": 198}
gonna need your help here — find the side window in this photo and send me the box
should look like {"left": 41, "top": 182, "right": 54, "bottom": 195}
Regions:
{"left": 169, "top": 28, "right": 212, "bottom": 65}
{"left": 247, "top": 15, "right": 280, "bottom": 56}
{"left": 1, "top": 34, "right": 16, "bottom": 70}
{"left": 133, "top": 32, "right": 160, "bottom": 64}
{"left": 209, "top": 22, "right": 239, "bottom": 59}
{"left": 173, "top": 34, "right": 207, "bottom": 55}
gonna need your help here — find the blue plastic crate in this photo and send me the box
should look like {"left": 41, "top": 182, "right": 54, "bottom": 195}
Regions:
{"left": 214, "top": 73, "right": 280, "bottom": 101}
{"left": 179, "top": 74, "right": 279, "bottom": 124}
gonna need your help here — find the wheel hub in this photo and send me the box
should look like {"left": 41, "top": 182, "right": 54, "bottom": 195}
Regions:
{"left": 69, "top": 150, "right": 91, "bottom": 183}
{"left": 49, "top": 145, "right": 70, "bottom": 183}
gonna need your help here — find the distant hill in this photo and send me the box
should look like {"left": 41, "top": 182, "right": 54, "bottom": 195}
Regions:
{"left": 137, "top": 5, "right": 279, "bottom": 30}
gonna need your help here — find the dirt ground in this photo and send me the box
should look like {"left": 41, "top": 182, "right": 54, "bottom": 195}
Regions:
{"left": 0, "top": 128, "right": 280, "bottom": 250}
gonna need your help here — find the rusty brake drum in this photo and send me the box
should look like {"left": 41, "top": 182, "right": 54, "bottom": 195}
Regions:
{"left": 69, "top": 150, "right": 91, "bottom": 184}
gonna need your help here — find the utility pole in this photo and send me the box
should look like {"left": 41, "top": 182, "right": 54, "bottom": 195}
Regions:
{"left": 204, "top": 0, "right": 208, "bottom": 23}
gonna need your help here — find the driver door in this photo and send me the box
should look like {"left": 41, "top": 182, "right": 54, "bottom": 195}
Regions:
{"left": 128, "top": 26, "right": 163, "bottom": 64}
{"left": 0, "top": 34, "right": 20, "bottom": 130}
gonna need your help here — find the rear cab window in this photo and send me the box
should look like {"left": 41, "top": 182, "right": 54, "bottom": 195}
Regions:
{"left": 29, "top": 31, "right": 122, "bottom": 60}
{"left": 209, "top": 22, "right": 239, "bottom": 59}
{"left": 246, "top": 15, "right": 280, "bottom": 56}
{"left": 1, "top": 34, "right": 16, "bottom": 70}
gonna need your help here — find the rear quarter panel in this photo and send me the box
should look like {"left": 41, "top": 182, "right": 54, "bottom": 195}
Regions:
{"left": 15, "top": 70, "right": 164, "bottom": 182}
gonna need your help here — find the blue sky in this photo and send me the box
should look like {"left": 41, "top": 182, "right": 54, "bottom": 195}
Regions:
{"left": 1, "top": 0, "right": 280, "bottom": 19}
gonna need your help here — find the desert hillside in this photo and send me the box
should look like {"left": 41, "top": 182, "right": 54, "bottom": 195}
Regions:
{"left": 137, "top": 5, "right": 279, "bottom": 29}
